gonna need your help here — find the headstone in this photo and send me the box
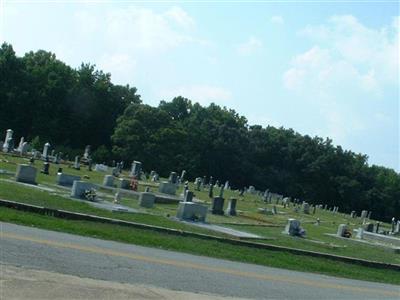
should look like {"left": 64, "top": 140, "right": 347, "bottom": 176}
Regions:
{"left": 180, "top": 170, "right": 186, "bottom": 182}
{"left": 356, "top": 228, "right": 364, "bottom": 239}
{"left": 283, "top": 219, "right": 305, "bottom": 236}
{"left": 176, "top": 202, "right": 207, "bottom": 221}
{"left": 219, "top": 185, "right": 224, "bottom": 198}
{"left": 360, "top": 210, "right": 368, "bottom": 220}
{"left": 208, "top": 183, "right": 214, "bottom": 198}
{"left": 103, "top": 175, "right": 114, "bottom": 187}
{"left": 272, "top": 205, "right": 277, "bottom": 215}
{"left": 350, "top": 211, "right": 356, "bottom": 218}
{"left": 395, "top": 221, "right": 400, "bottom": 233}
{"left": 312, "top": 206, "right": 316, "bottom": 215}
{"left": 42, "top": 142, "right": 50, "bottom": 160}
{"left": 17, "top": 137, "right": 24, "bottom": 152}
{"left": 364, "top": 223, "right": 374, "bottom": 232}
{"left": 337, "top": 224, "right": 349, "bottom": 237}
{"left": 56, "top": 173, "right": 81, "bottom": 186}
{"left": 158, "top": 181, "right": 177, "bottom": 195}
{"left": 41, "top": 162, "right": 50, "bottom": 175}
{"left": 226, "top": 198, "right": 237, "bottom": 216}
{"left": 224, "top": 181, "right": 229, "bottom": 190}
{"left": 139, "top": 192, "right": 155, "bottom": 208}
{"left": 120, "top": 178, "right": 131, "bottom": 190}
{"left": 195, "top": 177, "right": 202, "bottom": 191}
{"left": 211, "top": 196, "right": 224, "bottom": 215}
{"left": 248, "top": 186, "right": 256, "bottom": 194}
{"left": 15, "top": 164, "right": 37, "bottom": 185}
{"left": 130, "top": 161, "right": 142, "bottom": 177}
{"left": 168, "top": 172, "right": 178, "bottom": 184}
{"left": 184, "top": 191, "right": 193, "bottom": 202}
{"left": 71, "top": 181, "right": 96, "bottom": 199}
{"left": 302, "top": 202, "right": 310, "bottom": 214}
{"left": 367, "top": 211, "right": 372, "bottom": 219}
{"left": 3, "top": 129, "right": 13, "bottom": 152}
{"left": 94, "top": 164, "right": 108, "bottom": 172}
{"left": 73, "top": 156, "right": 80, "bottom": 170}
{"left": 83, "top": 145, "right": 91, "bottom": 160}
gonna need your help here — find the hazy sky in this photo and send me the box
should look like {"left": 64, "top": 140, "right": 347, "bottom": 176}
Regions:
{"left": 2, "top": 1, "right": 399, "bottom": 171}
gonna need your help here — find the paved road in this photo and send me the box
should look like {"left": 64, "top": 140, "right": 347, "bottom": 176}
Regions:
{"left": 0, "top": 222, "right": 398, "bottom": 299}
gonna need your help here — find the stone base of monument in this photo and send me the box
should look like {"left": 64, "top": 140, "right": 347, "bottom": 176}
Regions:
{"left": 71, "top": 181, "right": 96, "bottom": 199}
{"left": 139, "top": 192, "right": 155, "bottom": 208}
{"left": 15, "top": 164, "right": 37, "bottom": 185}
{"left": 176, "top": 202, "right": 207, "bottom": 222}
{"left": 158, "top": 181, "right": 177, "bottom": 195}
{"left": 56, "top": 173, "right": 81, "bottom": 187}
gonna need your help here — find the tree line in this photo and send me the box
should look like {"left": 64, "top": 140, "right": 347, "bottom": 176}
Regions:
{"left": 1, "top": 43, "right": 399, "bottom": 221}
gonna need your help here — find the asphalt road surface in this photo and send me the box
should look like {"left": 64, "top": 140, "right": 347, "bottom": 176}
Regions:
{"left": 0, "top": 222, "right": 399, "bottom": 299}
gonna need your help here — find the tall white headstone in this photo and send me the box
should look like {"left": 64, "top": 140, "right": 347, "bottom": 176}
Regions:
{"left": 3, "top": 129, "right": 13, "bottom": 152}
{"left": 42, "top": 142, "right": 50, "bottom": 159}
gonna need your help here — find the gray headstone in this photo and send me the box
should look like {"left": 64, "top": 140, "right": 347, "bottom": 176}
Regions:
{"left": 15, "top": 164, "right": 37, "bottom": 185}
{"left": 56, "top": 173, "right": 81, "bottom": 186}
{"left": 337, "top": 224, "right": 348, "bottom": 237}
{"left": 139, "top": 192, "right": 155, "bottom": 208}
{"left": 168, "top": 172, "right": 178, "bottom": 184}
{"left": 103, "top": 175, "right": 115, "bottom": 187}
{"left": 226, "top": 198, "right": 237, "bottom": 216}
{"left": 184, "top": 190, "right": 193, "bottom": 202}
{"left": 176, "top": 202, "right": 207, "bottom": 221}
{"left": 71, "top": 181, "right": 96, "bottom": 199}
{"left": 158, "top": 181, "right": 177, "bottom": 195}
{"left": 211, "top": 196, "right": 224, "bottom": 215}
{"left": 130, "top": 161, "right": 142, "bottom": 177}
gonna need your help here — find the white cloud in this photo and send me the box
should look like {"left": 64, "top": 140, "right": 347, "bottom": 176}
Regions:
{"left": 236, "top": 36, "right": 263, "bottom": 55}
{"left": 283, "top": 15, "right": 399, "bottom": 146}
{"left": 97, "top": 53, "right": 137, "bottom": 83}
{"left": 164, "top": 6, "right": 195, "bottom": 29}
{"left": 159, "top": 85, "right": 232, "bottom": 105}
{"left": 270, "top": 15, "right": 284, "bottom": 25}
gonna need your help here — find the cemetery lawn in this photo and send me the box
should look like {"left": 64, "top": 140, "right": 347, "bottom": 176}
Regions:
{"left": 1, "top": 153, "right": 400, "bottom": 281}
{"left": 1, "top": 206, "right": 399, "bottom": 285}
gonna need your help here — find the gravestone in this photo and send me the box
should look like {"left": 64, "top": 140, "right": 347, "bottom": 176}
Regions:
{"left": 219, "top": 185, "right": 224, "bottom": 198}
{"left": 184, "top": 191, "right": 193, "bottom": 202}
{"left": 73, "top": 156, "right": 80, "bottom": 170}
{"left": 395, "top": 221, "right": 400, "bottom": 233}
{"left": 42, "top": 142, "right": 50, "bottom": 160}
{"left": 130, "top": 161, "right": 142, "bottom": 177}
{"left": 302, "top": 202, "right": 310, "bottom": 214}
{"left": 103, "top": 175, "right": 115, "bottom": 187}
{"left": 15, "top": 164, "right": 37, "bottom": 185}
{"left": 56, "top": 173, "right": 81, "bottom": 186}
{"left": 211, "top": 197, "right": 224, "bottom": 215}
{"left": 224, "top": 181, "right": 229, "bottom": 190}
{"left": 272, "top": 205, "right": 277, "bottom": 215}
{"left": 350, "top": 211, "right": 356, "bottom": 218}
{"left": 283, "top": 219, "right": 305, "bottom": 236}
{"left": 360, "top": 210, "right": 368, "bottom": 220}
{"left": 195, "top": 177, "right": 202, "bottom": 191}
{"left": 226, "top": 198, "right": 237, "bottom": 216}
{"left": 71, "top": 181, "right": 96, "bottom": 199}
{"left": 337, "top": 224, "right": 349, "bottom": 237}
{"left": 120, "top": 178, "right": 131, "bottom": 190}
{"left": 83, "top": 145, "right": 91, "bottom": 160}
{"left": 176, "top": 202, "right": 207, "bottom": 221}
{"left": 168, "top": 172, "right": 178, "bottom": 184}
{"left": 364, "top": 223, "right": 374, "bottom": 232}
{"left": 94, "top": 164, "right": 108, "bottom": 172}
{"left": 248, "top": 186, "right": 256, "bottom": 194}
{"left": 158, "top": 181, "right": 177, "bottom": 195}
{"left": 17, "top": 137, "right": 24, "bottom": 152}
{"left": 41, "top": 162, "right": 50, "bottom": 175}
{"left": 367, "top": 211, "right": 372, "bottom": 219}
{"left": 139, "top": 192, "right": 155, "bottom": 208}
{"left": 3, "top": 129, "right": 13, "bottom": 152}
{"left": 356, "top": 228, "right": 364, "bottom": 239}
{"left": 208, "top": 182, "right": 214, "bottom": 198}
{"left": 180, "top": 170, "right": 186, "bottom": 182}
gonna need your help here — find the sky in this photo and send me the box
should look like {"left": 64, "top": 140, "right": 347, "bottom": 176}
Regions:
{"left": 1, "top": 1, "right": 399, "bottom": 171}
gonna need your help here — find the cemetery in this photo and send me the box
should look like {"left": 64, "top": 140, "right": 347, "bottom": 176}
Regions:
{"left": 0, "top": 132, "right": 399, "bottom": 270}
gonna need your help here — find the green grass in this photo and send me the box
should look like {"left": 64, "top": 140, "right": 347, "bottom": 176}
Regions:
{"left": 1, "top": 206, "right": 399, "bottom": 285}
{"left": 1, "top": 153, "right": 399, "bottom": 268}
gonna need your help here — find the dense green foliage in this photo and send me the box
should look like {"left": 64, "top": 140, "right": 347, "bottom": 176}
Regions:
{"left": 1, "top": 43, "right": 399, "bottom": 221}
